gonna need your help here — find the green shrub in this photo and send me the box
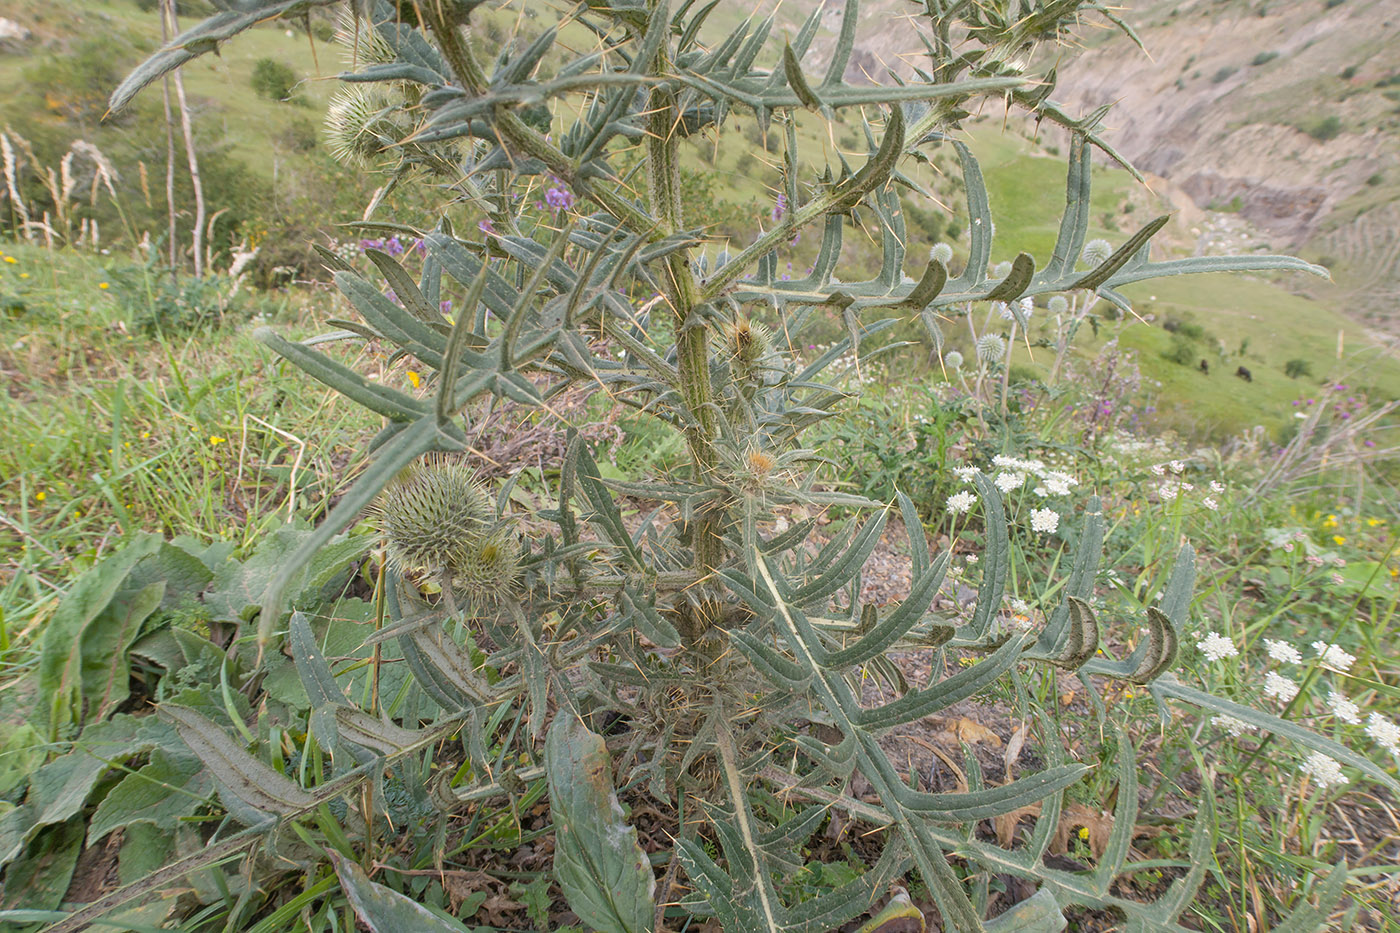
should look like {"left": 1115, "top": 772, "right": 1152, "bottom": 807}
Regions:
{"left": 1163, "top": 336, "right": 1198, "bottom": 366}
{"left": 251, "top": 58, "right": 299, "bottom": 102}
{"left": 1307, "top": 114, "right": 1343, "bottom": 141}
{"left": 1211, "top": 66, "right": 1238, "bottom": 83}
{"left": 1285, "top": 357, "right": 1312, "bottom": 379}
{"left": 1251, "top": 51, "right": 1278, "bottom": 66}
{"left": 1340, "top": 65, "right": 1358, "bottom": 79}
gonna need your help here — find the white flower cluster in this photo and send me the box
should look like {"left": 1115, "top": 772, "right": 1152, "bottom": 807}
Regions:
{"left": 1264, "top": 671, "right": 1300, "bottom": 703}
{"left": 1213, "top": 714, "right": 1254, "bottom": 737}
{"left": 1196, "top": 631, "right": 1239, "bottom": 662}
{"left": 944, "top": 455, "right": 1081, "bottom": 536}
{"left": 1312, "top": 641, "right": 1356, "bottom": 671}
{"left": 1300, "top": 752, "right": 1349, "bottom": 789}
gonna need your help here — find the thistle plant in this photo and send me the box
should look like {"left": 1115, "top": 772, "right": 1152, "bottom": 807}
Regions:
{"left": 84, "top": 0, "right": 1391, "bottom": 929}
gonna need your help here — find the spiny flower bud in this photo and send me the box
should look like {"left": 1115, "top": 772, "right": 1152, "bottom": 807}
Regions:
{"left": 929, "top": 242, "right": 953, "bottom": 264}
{"left": 324, "top": 86, "right": 401, "bottom": 166}
{"left": 943, "top": 350, "right": 964, "bottom": 371}
{"left": 976, "top": 333, "right": 1007, "bottom": 364}
{"left": 722, "top": 317, "right": 772, "bottom": 376}
{"left": 1081, "top": 239, "right": 1112, "bottom": 266}
{"left": 368, "top": 457, "right": 492, "bottom": 579}
{"left": 1048, "top": 295, "right": 1069, "bottom": 314}
{"left": 452, "top": 523, "right": 522, "bottom": 607}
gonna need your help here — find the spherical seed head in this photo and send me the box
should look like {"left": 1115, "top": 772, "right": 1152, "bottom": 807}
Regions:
{"left": 976, "top": 333, "right": 1007, "bottom": 364}
{"left": 930, "top": 242, "right": 953, "bottom": 264}
{"left": 1081, "top": 239, "right": 1112, "bottom": 266}
{"left": 991, "top": 261, "right": 1012, "bottom": 279}
{"left": 943, "top": 350, "right": 964, "bottom": 371}
{"left": 1048, "top": 295, "right": 1069, "bottom": 314}
{"left": 453, "top": 523, "right": 522, "bottom": 606}
{"left": 369, "top": 458, "right": 492, "bottom": 577}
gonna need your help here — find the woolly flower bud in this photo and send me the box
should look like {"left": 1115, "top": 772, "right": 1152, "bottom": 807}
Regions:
{"left": 1048, "top": 295, "right": 1069, "bottom": 315}
{"left": 976, "top": 333, "right": 1006, "bottom": 364}
{"left": 1081, "top": 239, "right": 1112, "bottom": 266}
{"left": 930, "top": 242, "right": 954, "bottom": 264}
{"left": 943, "top": 350, "right": 964, "bottom": 371}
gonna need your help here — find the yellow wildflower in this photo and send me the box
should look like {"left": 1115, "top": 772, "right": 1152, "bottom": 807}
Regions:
{"left": 19, "top": 273, "right": 27, "bottom": 279}
{"left": 209, "top": 435, "right": 227, "bottom": 446}
{"left": 1077, "top": 827, "right": 1090, "bottom": 841}
{"left": 1322, "top": 514, "right": 1338, "bottom": 529}
{"left": 3, "top": 256, "right": 15, "bottom": 264}
{"left": 1367, "top": 518, "right": 1381, "bottom": 527}
{"left": 35, "top": 491, "right": 46, "bottom": 502}
{"left": 407, "top": 370, "right": 421, "bottom": 389}
{"left": 1333, "top": 535, "right": 1346, "bottom": 546}
{"left": 98, "top": 282, "right": 109, "bottom": 289}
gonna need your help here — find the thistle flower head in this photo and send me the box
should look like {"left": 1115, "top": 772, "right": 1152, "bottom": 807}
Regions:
{"left": 452, "top": 523, "right": 523, "bottom": 608}
{"left": 991, "top": 260, "right": 1012, "bottom": 279}
{"left": 930, "top": 242, "right": 953, "bottom": 264}
{"left": 1048, "top": 295, "right": 1069, "bottom": 315}
{"left": 368, "top": 457, "right": 493, "bottom": 580}
{"left": 324, "top": 86, "right": 401, "bottom": 166}
{"left": 722, "top": 317, "right": 772, "bottom": 374}
{"left": 943, "top": 350, "right": 964, "bottom": 371}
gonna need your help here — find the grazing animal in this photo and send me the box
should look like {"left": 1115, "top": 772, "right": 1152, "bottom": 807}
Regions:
{"left": 1235, "top": 365, "right": 1252, "bottom": 382}
{"left": 1199, "top": 359, "right": 1210, "bottom": 375}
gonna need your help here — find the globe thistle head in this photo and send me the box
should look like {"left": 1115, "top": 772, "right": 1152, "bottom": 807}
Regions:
{"left": 368, "top": 457, "right": 492, "bottom": 579}
{"left": 976, "top": 333, "right": 1007, "bottom": 364}
{"left": 451, "top": 522, "right": 522, "bottom": 608}
{"left": 929, "top": 242, "right": 954, "bottom": 264}
{"left": 1018, "top": 297, "right": 1035, "bottom": 319}
{"left": 1081, "top": 239, "right": 1112, "bottom": 267}
{"left": 991, "top": 261, "right": 1012, "bottom": 279}
{"left": 1048, "top": 295, "right": 1069, "bottom": 315}
{"left": 943, "top": 350, "right": 964, "bottom": 371}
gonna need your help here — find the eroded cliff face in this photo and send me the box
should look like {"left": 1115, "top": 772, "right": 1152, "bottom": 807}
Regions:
{"left": 764, "top": 0, "right": 1400, "bottom": 326}
{"left": 1052, "top": 0, "right": 1397, "bottom": 250}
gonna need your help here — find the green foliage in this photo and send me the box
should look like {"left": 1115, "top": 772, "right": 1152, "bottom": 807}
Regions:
{"left": 0, "top": 0, "right": 1348, "bottom": 929}
{"left": 1251, "top": 51, "right": 1279, "bottom": 66}
{"left": 1212, "top": 66, "right": 1238, "bottom": 84}
{"left": 251, "top": 58, "right": 300, "bottom": 102}
{"left": 1285, "top": 357, "right": 1313, "bottom": 378}
{"left": 1307, "top": 115, "right": 1344, "bottom": 141}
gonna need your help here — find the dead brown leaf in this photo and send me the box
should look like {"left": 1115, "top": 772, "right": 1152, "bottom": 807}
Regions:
{"left": 1050, "top": 803, "right": 1116, "bottom": 860}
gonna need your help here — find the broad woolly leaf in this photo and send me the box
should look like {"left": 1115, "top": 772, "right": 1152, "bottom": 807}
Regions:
{"left": 546, "top": 711, "right": 655, "bottom": 933}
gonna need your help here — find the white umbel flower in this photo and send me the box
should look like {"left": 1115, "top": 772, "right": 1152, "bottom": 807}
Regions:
{"left": 976, "top": 334, "right": 1007, "bottom": 364}
{"left": 1312, "top": 642, "right": 1356, "bottom": 672}
{"left": 946, "top": 490, "right": 977, "bottom": 515}
{"left": 994, "top": 471, "right": 1026, "bottom": 494}
{"left": 1265, "top": 639, "right": 1302, "bottom": 664}
{"left": 1213, "top": 715, "right": 1254, "bottom": 737}
{"left": 952, "top": 466, "right": 979, "bottom": 481}
{"left": 1196, "top": 632, "right": 1239, "bottom": 662}
{"left": 1300, "top": 752, "right": 1349, "bottom": 789}
{"left": 1264, "top": 671, "right": 1300, "bottom": 703}
{"left": 1365, "top": 713, "right": 1400, "bottom": 753}
{"left": 1328, "top": 690, "right": 1361, "bottom": 724}
{"left": 1030, "top": 508, "right": 1060, "bottom": 534}
{"left": 995, "top": 301, "right": 1015, "bottom": 321}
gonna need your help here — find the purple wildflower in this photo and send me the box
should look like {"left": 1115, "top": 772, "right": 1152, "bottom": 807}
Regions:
{"left": 545, "top": 182, "right": 575, "bottom": 212}
{"left": 440, "top": 300, "right": 453, "bottom": 315}
{"left": 478, "top": 219, "right": 498, "bottom": 237}
{"left": 385, "top": 236, "right": 405, "bottom": 256}
{"left": 771, "top": 192, "right": 787, "bottom": 223}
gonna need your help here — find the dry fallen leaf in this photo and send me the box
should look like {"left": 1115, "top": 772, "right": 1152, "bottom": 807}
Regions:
{"left": 953, "top": 717, "right": 1003, "bottom": 747}
{"left": 1050, "top": 803, "right": 1116, "bottom": 860}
